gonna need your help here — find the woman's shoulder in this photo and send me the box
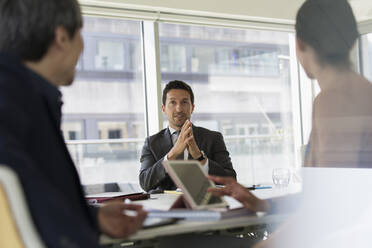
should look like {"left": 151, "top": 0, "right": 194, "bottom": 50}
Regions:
{"left": 314, "top": 74, "right": 372, "bottom": 117}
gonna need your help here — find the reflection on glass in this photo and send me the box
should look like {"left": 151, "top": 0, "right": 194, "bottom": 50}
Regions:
{"left": 62, "top": 121, "right": 83, "bottom": 140}
{"left": 61, "top": 17, "right": 145, "bottom": 185}
{"left": 159, "top": 23, "right": 295, "bottom": 185}
{"left": 95, "top": 40, "right": 124, "bottom": 70}
{"left": 160, "top": 44, "right": 187, "bottom": 72}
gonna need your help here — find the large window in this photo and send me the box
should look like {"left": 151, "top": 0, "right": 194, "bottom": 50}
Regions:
{"left": 60, "top": 16, "right": 301, "bottom": 187}
{"left": 61, "top": 17, "right": 145, "bottom": 185}
{"left": 159, "top": 23, "right": 296, "bottom": 185}
{"left": 361, "top": 33, "right": 372, "bottom": 81}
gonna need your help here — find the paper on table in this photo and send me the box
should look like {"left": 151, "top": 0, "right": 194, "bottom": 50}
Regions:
{"left": 224, "top": 196, "right": 244, "bottom": 209}
{"left": 147, "top": 207, "right": 253, "bottom": 221}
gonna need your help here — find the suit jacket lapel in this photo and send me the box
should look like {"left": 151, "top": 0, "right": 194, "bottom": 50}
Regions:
{"left": 159, "top": 128, "right": 173, "bottom": 159}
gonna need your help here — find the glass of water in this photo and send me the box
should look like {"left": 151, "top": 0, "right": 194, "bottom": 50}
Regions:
{"left": 272, "top": 168, "right": 291, "bottom": 188}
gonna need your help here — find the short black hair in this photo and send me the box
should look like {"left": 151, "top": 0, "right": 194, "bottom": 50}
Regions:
{"left": 295, "top": 0, "right": 359, "bottom": 67}
{"left": 162, "top": 80, "right": 194, "bottom": 105}
{"left": 0, "top": 0, "right": 82, "bottom": 61}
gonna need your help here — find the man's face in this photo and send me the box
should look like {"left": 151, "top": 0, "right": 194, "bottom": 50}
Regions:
{"left": 162, "top": 89, "right": 194, "bottom": 129}
{"left": 60, "top": 28, "right": 83, "bottom": 86}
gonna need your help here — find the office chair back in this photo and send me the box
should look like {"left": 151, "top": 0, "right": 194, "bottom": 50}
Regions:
{"left": 0, "top": 165, "right": 45, "bottom": 248}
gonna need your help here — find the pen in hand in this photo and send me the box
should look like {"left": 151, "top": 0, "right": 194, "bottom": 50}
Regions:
{"left": 122, "top": 198, "right": 138, "bottom": 217}
{"left": 246, "top": 185, "right": 272, "bottom": 190}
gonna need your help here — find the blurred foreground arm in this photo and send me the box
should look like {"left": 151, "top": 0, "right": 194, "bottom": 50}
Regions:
{"left": 208, "top": 176, "right": 270, "bottom": 212}
{"left": 98, "top": 202, "right": 147, "bottom": 238}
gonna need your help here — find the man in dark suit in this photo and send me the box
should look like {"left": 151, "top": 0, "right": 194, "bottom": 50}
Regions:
{"left": 140, "top": 80, "right": 236, "bottom": 192}
{"left": 0, "top": 1, "right": 146, "bottom": 247}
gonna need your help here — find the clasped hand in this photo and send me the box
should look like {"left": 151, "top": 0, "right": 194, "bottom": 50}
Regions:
{"left": 168, "top": 120, "right": 202, "bottom": 160}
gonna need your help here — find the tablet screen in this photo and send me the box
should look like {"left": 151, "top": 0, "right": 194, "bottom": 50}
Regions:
{"left": 170, "top": 162, "right": 224, "bottom": 206}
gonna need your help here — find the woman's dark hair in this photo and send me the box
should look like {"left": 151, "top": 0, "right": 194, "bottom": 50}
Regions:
{"left": 0, "top": 0, "right": 82, "bottom": 61}
{"left": 295, "top": 0, "right": 359, "bottom": 67}
{"left": 162, "top": 80, "right": 194, "bottom": 105}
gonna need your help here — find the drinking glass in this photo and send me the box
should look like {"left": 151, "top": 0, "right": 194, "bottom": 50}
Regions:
{"left": 272, "top": 168, "right": 291, "bottom": 188}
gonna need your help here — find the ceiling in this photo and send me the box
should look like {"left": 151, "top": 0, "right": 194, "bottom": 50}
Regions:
{"left": 80, "top": 0, "right": 372, "bottom": 23}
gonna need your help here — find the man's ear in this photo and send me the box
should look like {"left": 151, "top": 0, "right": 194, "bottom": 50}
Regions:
{"left": 296, "top": 37, "right": 306, "bottom": 52}
{"left": 161, "top": 104, "right": 165, "bottom": 113}
{"left": 53, "top": 26, "right": 70, "bottom": 51}
{"left": 191, "top": 104, "right": 195, "bottom": 114}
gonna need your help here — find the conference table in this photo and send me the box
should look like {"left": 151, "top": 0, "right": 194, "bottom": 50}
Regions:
{"left": 100, "top": 186, "right": 300, "bottom": 248}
